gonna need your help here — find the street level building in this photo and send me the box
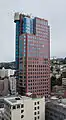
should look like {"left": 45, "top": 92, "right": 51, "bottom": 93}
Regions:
{"left": 9, "top": 76, "right": 16, "bottom": 95}
{"left": 4, "top": 96, "right": 45, "bottom": 120}
{"left": 46, "top": 96, "right": 66, "bottom": 120}
{"left": 0, "top": 77, "right": 9, "bottom": 96}
{"left": 0, "top": 67, "right": 15, "bottom": 78}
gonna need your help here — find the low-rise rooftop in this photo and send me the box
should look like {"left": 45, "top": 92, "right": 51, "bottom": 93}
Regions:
{"left": 47, "top": 96, "right": 66, "bottom": 108}
{"left": 4, "top": 96, "right": 31, "bottom": 105}
{"left": 4, "top": 95, "right": 44, "bottom": 106}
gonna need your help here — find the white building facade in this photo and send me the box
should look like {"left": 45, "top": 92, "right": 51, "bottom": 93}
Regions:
{"left": 9, "top": 76, "right": 16, "bottom": 95}
{"left": 0, "top": 67, "right": 15, "bottom": 78}
{"left": 4, "top": 96, "right": 45, "bottom": 120}
{"left": 0, "top": 77, "right": 9, "bottom": 96}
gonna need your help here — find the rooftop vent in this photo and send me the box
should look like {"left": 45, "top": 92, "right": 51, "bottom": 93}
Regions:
{"left": 15, "top": 98, "right": 20, "bottom": 100}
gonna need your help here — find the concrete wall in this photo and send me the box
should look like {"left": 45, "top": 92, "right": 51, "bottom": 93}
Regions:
{"left": 4, "top": 97, "right": 45, "bottom": 120}
{"left": 9, "top": 77, "right": 16, "bottom": 95}
{"left": 0, "top": 78, "right": 9, "bottom": 96}
{"left": 0, "top": 68, "right": 15, "bottom": 78}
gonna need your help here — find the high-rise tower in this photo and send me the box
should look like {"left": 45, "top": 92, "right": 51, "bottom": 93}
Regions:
{"left": 14, "top": 13, "right": 50, "bottom": 98}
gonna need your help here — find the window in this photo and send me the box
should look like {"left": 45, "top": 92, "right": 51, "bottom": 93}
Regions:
{"left": 21, "top": 104, "right": 24, "bottom": 108}
{"left": 37, "top": 106, "right": 39, "bottom": 109}
{"left": 21, "top": 110, "right": 24, "bottom": 113}
{"left": 21, "top": 115, "right": 24, "bottom": 118}
{"left": 13, "top": 106, "right": 16, "bottom": 109}
{"left": 38, "top": 111, "right": 40, "bottom": 114}
{"left": 34, "top": 107, "right": 36, "bottom": 110}
{"left": 17, "top": 105, "right": 20, "bottom": 109}
{"left": 10, "top": 117, "right": 11, "bottom": 120}
{"left": 34, "top": 112, "right": 36, "bottom": 115}
{"left": 37, "top": 101, "right": 39, "bottom": 104}
{"left": 38, "top": 116, "right": 40, "bottom": 119}
{"left": 34, "top": 117, "right": 36, "bottom": 120}
{"left": 34, "top": 102, "right": 36, "bottom": 105}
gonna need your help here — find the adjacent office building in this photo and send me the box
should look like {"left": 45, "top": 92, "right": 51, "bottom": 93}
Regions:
{"left": 0, "top": 67, "right": 15, "bottom": 78}
{"left": 4, "top": 96, "right": 45, "bottom": 120}
{"left": 14, "top": 13, "right": 50, "bottom": 97}
{"left": 9, "top": 76, "right": 16, "bottom": 95}
{"left": 46, "top": 96, "right": 66, "bottom": 120}
{"left": 0, "top": 77, "right": 9, "bottom": 96}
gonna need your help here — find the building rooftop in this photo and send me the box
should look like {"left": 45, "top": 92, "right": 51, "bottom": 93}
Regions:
{"left": 51, "top": 96, "right": 58, "bottom": 100}
{"left": 4, "top": 96, "right": 31, "bottom": 105}
{"left": 14, "top": 12, "right": 48, "bottom": 23}
{"left": 47, "top": 96, "right": 66, "bottom": 108}
{"left": 4, "top": 95, "right": 44, "bottom": 106}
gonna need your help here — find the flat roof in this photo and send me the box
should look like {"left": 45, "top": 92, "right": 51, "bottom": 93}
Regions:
{"left": 4, "top": 96, "right": 31, "bottom": 105}
{"left": 47, "top": 97, "right": 66, "bottom": 108}
{"left": 4, "top": 96, "right": 44, "bottom": 106}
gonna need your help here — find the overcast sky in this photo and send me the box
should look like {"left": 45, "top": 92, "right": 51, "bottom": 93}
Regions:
{"left": 0, "top": 0, "right": 66, "bottom": 62}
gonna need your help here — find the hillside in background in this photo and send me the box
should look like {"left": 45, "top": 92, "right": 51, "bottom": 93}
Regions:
{"left": 0, "top": 61, "right": 16, "bottom": 69}
{"left": 0, "top": 58, "right": 66, "bottom": 70}
{"left": 51, "top": 57, "right": 66, "bottom": 65}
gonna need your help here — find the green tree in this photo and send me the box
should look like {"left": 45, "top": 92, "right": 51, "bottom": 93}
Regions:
{"left": 56, "top": 75, "right": 62, "bottom": 86}
{"left": 51, "top": 76, "right": 56, "bottom": 91}
{"left": 50, "top": 66, "right": 53, "bottom": 72}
